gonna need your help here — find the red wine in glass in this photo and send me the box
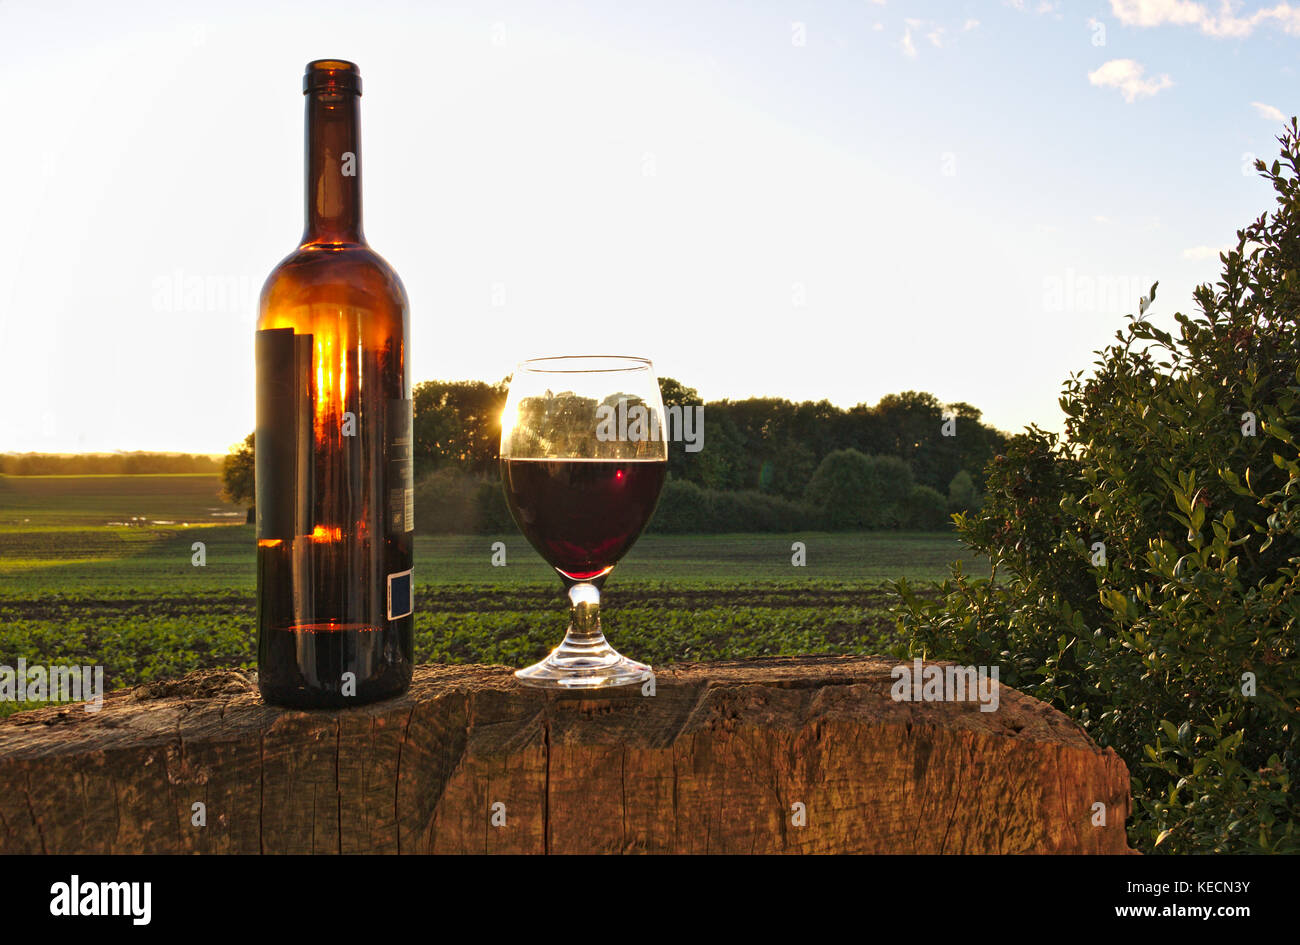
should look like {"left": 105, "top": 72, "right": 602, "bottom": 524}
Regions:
{"left": 499, "top": 355, "right": 669, "bottom": 689}
{"left": 502, "top": 458, "right": 667, "bottom": 583}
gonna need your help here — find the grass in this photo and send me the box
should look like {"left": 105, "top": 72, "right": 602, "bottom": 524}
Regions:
{"left": 0, "top": 474, "right": 983, "bottom": 715}
{"left": 0, "top": 473, "right": 244, "bottom": 527}
{"left": 0, "top": 526, "right": 981, "bottom": 591}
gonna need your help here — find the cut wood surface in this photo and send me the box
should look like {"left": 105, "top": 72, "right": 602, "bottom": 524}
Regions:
{"left": 0, "top": 656, "right": 1133, "bottom": 854}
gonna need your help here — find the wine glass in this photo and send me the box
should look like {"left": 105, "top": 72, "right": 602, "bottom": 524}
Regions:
{"left": 500, "top": 355, "right": 669, "bottom": 689}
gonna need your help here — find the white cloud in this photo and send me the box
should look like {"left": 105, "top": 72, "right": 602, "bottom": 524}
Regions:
{"left": 900, "top": 26, "right": 917, "bottom": 57}
{"left": 1110, "top": 0, "right": 1204, "bottom": 27}
{"left": 1006, "top": 0, "right": 1061, "bottom": 13}
{"left": 1109, "top": 0, "right": 1300, "bottom": 38}
{"left": 1252, "top": 101, "right": 1286, "bottom": 121}
{"left": 1183, "top": 245, "right": 1228, "bottom": 259}
{"left": 1093, "top": 215, "right": 1112, "bottom": 224}
{"left": 898, "top": 17, "right": 974, "bottom": 54}
{"left": 1088, "top": 58, "right": 1173, "bottom": 102}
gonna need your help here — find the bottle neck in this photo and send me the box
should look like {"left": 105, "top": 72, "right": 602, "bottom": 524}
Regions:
{"left": 302, "top": 89, "right": 364, "bottom": 245}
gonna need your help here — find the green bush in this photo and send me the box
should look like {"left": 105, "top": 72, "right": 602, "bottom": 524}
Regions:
{"left": 946, "top": 469, "right": 980, "bottom": 514}
{"left": 903, "top": 484, "right": 950, "bottom": 531}
{"left": 648, "top": 479, "right": 817, "bottom": 533}
{"left": 474, "top": 479, "right": 516, "bottom": 533}
{"left": 415, "top": 469, "right": 510, "bottom": 534}
{"left": 805, "top": 449, "right": 914, "bottom": 528}
{"left": 804, "top": 449, "right": 872, "bottom": 528}
{"left": 890, "top": 124, "right": 1300, "bottom": 854}
{"left": 648, "top": 480, "right": 713, "bottom": 532}
{"left": 711, "top": 488, "right": 816, "bottom": 532}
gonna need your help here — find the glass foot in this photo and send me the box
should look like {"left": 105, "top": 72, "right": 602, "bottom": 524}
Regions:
{"left": 515, "top": 581, "right": 651, "bottom": 689}
{"left": 514, "top": 635, "right": 651, "bottom": 690}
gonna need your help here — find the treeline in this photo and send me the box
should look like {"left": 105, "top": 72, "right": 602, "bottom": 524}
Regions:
{"left": 218, "top": 378, "right": 1007, "bottom": 532}
{"left": 411, "top": 378, "right": 1007, "bottom": 533}
{"left": 0, "top": 452, "right": 223, "bottom": 476}
{"left": 414, "top": 379, "right": 1005, "bottom": 494}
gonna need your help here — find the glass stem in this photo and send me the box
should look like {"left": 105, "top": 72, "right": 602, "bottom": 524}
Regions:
{"left": 563, "top": 582, "right": 605, "bottom": 649}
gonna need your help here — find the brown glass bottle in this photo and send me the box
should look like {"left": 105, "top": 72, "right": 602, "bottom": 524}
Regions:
{"left": 255, "top": 60, "right": 413, "bottom": 707}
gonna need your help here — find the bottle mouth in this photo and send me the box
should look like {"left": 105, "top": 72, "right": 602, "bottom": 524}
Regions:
{"left": 303, "top": 60, "right": 362, "bottom": 95}
{"left": 517, "top": 355, "right": 655, "bottom": 375}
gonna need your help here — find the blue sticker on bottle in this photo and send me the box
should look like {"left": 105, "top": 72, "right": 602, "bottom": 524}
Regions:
{"left": 387, "top": 569, "right": 413, "bottom": 620}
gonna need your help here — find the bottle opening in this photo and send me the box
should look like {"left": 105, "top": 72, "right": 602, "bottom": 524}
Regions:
{"left": 303, "top": 59, "right": 362, "bottom": 95}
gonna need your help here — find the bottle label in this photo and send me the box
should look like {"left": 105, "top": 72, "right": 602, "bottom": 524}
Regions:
{"left": 387, "top": 568, "right": 413, "bottom": 620}
{"left": 388, "top": 398, "right": 414, "bottom": 533}
{"left": 255, "top": 328, "right": 314, "bottom": 540}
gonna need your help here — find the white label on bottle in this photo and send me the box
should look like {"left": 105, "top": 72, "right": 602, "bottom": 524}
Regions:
{"left": 388, "top": 398, "right": 414, "bottom": 534}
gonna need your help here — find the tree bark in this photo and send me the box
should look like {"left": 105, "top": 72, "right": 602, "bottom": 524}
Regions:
{"left": 0, "top": 655, "right": 1133, "bottom": 854}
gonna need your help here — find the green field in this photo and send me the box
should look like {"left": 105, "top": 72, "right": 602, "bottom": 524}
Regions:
{"left": 0, "top": 473, "right": 246, "bottom": 527}
{"left": 0, "top": 474, "right": 982, "bottom": 714}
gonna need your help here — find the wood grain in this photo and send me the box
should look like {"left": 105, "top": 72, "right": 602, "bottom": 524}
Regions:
{"left": 0, "top": 656, "right": 1133, "bottom": 854}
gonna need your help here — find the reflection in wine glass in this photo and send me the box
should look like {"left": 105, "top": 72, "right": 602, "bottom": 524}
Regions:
{"left": 500, "top": 356, "right": 668, "bottom": 689}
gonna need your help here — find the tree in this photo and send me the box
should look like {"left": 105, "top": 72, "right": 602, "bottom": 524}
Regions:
{"left": 220, "top": 433, "right": 255, "bottom": 523}
{"left": 893, "top": 121, "right": 1300, "bottom": 854}
{"left": 946, "top": 469, "right": 979, "bottom": 514}
{"left": 412, "top": 379, "right": 507, "bottom": 476}
{"left": 804, "top": 449, "right": 872, "bottom": 528}
{"left": 658, "top": 376, "right": 705, "bottom": 484}
{"left": 657, "top": 376, "right": 700, "bottom": 410}
{"left": 859, "top": 453, "right": 915, "bottom": 527}
{"left": 805, "top": 449, "right": 913, "bottom": 529}
{"left": 688, "top": 410, "right": 748, "bottom": 490}
{"left": 873, "top": 390, "right": 963, "bottom": 491}
{"left": 903, "top": 484, "right": 949, "bottom": 530}
{"left": 226, "top": 369, "right": 1009, "bottom": 530}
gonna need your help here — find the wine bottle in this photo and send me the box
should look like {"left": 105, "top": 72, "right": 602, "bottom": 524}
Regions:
{"left": 255, "top": 60, "right": 414, "bottom": 707}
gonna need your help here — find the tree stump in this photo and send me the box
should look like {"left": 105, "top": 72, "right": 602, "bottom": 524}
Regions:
{"left": 0, "top": 655, "right": 1133, "bottom": 854}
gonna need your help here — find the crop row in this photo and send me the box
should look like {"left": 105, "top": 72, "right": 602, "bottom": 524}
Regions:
{"left": 0, "top": 587, "right": 913, "bottom": 715}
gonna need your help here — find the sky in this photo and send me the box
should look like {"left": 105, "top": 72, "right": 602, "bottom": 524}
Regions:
{"left": 1, "top": 0, "right": 1297, "bottom": 454}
